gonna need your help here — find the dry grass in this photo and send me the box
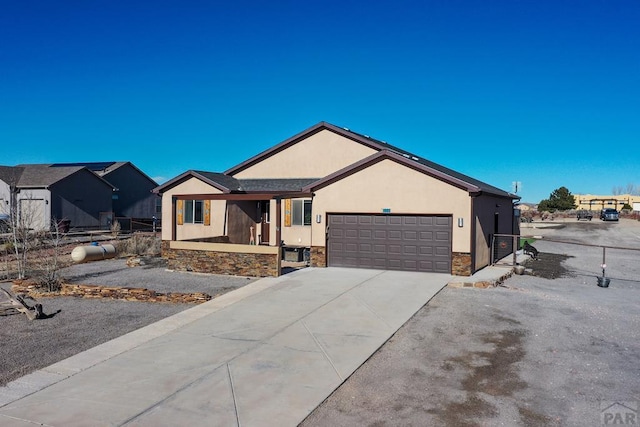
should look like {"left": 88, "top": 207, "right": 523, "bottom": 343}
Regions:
{"left": 114, "top": 234, "right": 162, "bottom": 257}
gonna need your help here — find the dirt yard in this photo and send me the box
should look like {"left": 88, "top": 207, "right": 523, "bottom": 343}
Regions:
{"left": 301, "top": 220, "right": 640, "bottom": 426}
{"left": 0, "top": 257, "right": 255, "bottom": 387}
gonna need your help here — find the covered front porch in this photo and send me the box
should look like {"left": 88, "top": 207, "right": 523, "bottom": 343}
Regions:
{"left": 164, "top": 191, "right": 312, "bottom": 277}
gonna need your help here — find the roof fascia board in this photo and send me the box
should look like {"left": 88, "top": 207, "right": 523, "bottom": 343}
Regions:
{"left": 153, "top": 170, "right": 231, "bottom": 194}
{"left": 172, "top": 191, "right": 313, "bottom": 201}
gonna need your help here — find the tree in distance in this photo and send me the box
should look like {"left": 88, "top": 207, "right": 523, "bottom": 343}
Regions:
{"left": 538, "top": 186, "right": 577, "bottom": 212}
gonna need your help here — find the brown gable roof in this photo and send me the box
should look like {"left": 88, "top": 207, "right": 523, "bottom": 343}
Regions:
{"left": 225, "top": 122, "right": 517, "bottom": 199}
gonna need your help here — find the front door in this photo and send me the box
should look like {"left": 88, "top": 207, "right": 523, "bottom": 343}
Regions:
{"left": 260, "top": 201, "right": 270, "bottom": 244}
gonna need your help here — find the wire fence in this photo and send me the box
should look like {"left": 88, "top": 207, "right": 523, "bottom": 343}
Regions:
{"left": 492, "top": 234, "right": 640, "bottom": 285}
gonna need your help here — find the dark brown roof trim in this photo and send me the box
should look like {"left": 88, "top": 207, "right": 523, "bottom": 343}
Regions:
{"left": 224, "top": 121, "right": 386, "bottom": 176}
{"left": 153, "top": 170, "right": 231, "bottom": 194}
{"left": 172, "top": 191, "right": 313, "bottom": 201}
{"left": 302, "top": 150, "right": 482, "bottom": 194}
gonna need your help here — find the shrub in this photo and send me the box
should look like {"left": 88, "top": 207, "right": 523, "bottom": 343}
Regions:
{"left": 115, "top": 234, "right": 161, "bottom": 257}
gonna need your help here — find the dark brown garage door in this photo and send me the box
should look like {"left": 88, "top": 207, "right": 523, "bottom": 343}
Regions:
{"left": 327, "top": 214, "right": 452, "bottom": 273}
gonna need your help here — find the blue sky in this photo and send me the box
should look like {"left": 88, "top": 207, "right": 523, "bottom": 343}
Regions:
{"left": 1, "top": 0, "right": 638, "bottom": 203}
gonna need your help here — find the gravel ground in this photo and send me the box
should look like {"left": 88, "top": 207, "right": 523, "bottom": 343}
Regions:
{"left": 60, "top": 257, "right": 256, "bottom": 295}
{"left": 0, "top": 258, "right": 256, "bottom": 387}
{"left": 301, "top": 220, "right": 640, "bottom": 426}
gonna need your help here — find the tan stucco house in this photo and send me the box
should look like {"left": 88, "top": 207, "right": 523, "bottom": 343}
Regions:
{"left": 155, "top": 122, "right": 519, "bottom": 277}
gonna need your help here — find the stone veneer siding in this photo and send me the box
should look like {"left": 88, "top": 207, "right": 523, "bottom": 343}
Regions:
{"left": 310, "top": 246, "right": 327, "bottom": 267}
{"left": 452, "top": 252, "right": 472, "bottom": 276}
{"left": 165, "top": 247, "right": 280, "bottom": 277}
{"left": 161, "top": 240, "right": 170, "bottom": 258}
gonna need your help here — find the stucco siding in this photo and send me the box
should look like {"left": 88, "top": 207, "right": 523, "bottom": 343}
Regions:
{"left": 231, "top": 129, "right": 378, "bottom": 179}
{"left": 160, "top": 177, "right": 225, "bottom": 241}
{"left": 310, "top": 159, "right": 472, "bottom": 252}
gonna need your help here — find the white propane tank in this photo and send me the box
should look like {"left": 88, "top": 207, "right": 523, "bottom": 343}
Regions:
{"left": 71, "top": 244, "right": 117, "bottom": 263}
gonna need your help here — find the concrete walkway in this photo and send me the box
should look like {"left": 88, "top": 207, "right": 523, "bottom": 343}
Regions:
{"left": 0, "top": 267, "right": 464, "bottom": 426}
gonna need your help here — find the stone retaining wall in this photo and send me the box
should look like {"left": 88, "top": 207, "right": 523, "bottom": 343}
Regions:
{"left": 12, "top": 281, "right": 211, "bottom": 304}
{"left": 165, "top": 247, "right": 280, "bottom": 277}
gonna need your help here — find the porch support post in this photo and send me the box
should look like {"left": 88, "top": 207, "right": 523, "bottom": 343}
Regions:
{"left": 275, "top": 197, "right": 282, "bottom": 246}
{"left": 171, "top": 196, "right": 176, "bottom": 241}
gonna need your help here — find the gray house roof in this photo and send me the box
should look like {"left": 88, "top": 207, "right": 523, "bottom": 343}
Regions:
{"left": 154, "top": 170, "right": 318, "bottom": 194}
{"left": 0, "top": 166, "right": 24, "bottom": 187}
{"left": 50, "top": 161, "right": 158, "bottom": 186}
{"left": 13, "top": 164, "right": 115, "bottom": 190}
{"left": 238, "top": 179, "right": 319, "bottom": 192}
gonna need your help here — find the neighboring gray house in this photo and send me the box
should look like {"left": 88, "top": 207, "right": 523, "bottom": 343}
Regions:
{"left": 0, "top": 165, "right": 114, "bottom": 230}
{"left": 50, "top": 162, "right": 159, "bottom": 220}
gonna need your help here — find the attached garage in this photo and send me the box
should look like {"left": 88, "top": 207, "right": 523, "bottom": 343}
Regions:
{"left": 327, "top": 214, "right": 452, "bottom": 273}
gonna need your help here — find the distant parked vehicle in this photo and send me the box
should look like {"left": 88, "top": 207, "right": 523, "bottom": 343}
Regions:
{"left": 577, "top": 210, "right": 593, "bottom": 221}
{"left": 600, "top": 208, "right": 619, "bottom": 221}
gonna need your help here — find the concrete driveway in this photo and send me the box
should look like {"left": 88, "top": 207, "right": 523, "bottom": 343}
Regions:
{"left": 0, "top": 267, "right": 454, "bottom": 426}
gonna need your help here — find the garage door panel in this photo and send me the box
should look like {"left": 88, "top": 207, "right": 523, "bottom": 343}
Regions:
{"left": 328, "top": 214, "right": 452, "bottom": 273}
{"left": 388, "top": 217, "right": 402, "bottom": 226}
{"left": 435, "top": 231, "right": 450, "bottom": 241}
{"left": 359, "top": 243, "right": 372, "bottom": 253}
{"left": 403, "top": 217, "right": 417, "bottom": 226}
{"left": 345, "top": 229, "right": 358, "bottom": 239}
{"left": 419, "top": 231, "right": 433, "bottom": 241}
{"left": 373, "top": 244, "right": 387, "bottom": 254}
{"left": 403, "top": 231, "right": 417, "bottom": 240}
{"left": 435, "top": 261, "right": 450, "bottom": 271}
{"left": 388, "top": 230, "right": 402, "bottom": 240}
{"left": 403, "top": 260, "right": 418, "bottom": 270}
{"left": 419, "top": 246, "right": 434, "bottom": 256}
{"left": 419, "top": 260, "right": 434, "bottom": 270}
{"left": 359, "top": 229, "right": 372, "bottom": 239}
{"left": 373, "top": 230, "right": 387, "bottom": 239}
{"left": 359, "top": 257, "right": 373, "bottom": 268}
{"left": 435, "top": 216, "right": 451, "bottom": 226}
{"left": 373, "top": 258, "right": 387, "bottom": 269}
{"left": 373, "top": 216, "right": 387, "bottom": 225}
{"left": 403, "top": 245, "right": 417, "bottom": 255}
{"left": 419, "top": 216, "right": 434, "bottom": 226}
{"left": 435, "top": 246, "right": 450, "bottom": 256}
{"left": 358, "top": 216, "right": 373, "bottom": 225}
{"left": 345, "top": 243, "right": 358, "bottom": 253}
{"left": 388, "top": 244, "right": 402, "bottom": 254}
